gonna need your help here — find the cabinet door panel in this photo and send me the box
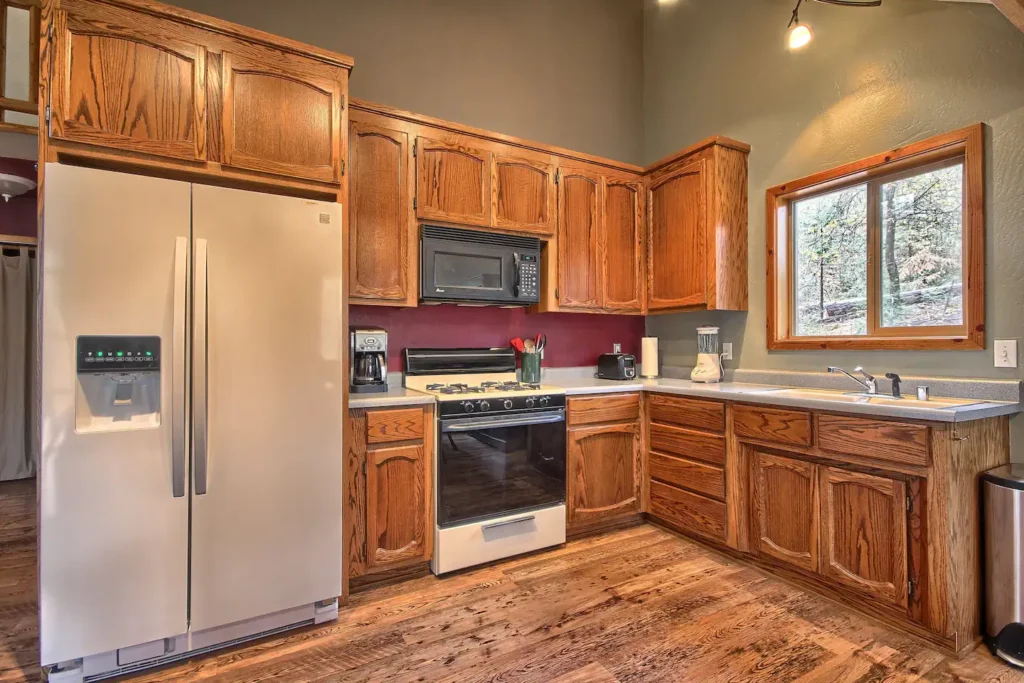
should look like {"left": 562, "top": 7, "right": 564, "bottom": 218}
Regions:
{"left": 568, "top": 423, "right": 639, "bottom": 528}
{"left": 492, "top": 154, "right": 556, "bottom": 234}
{"left": 647, "top": 159, "right": 706, "bottom": 310}
{"left": 366, "top": 444, "right": 427, "bottom": 569}
{"left": 350, "top": 122, "right": 413, "bottom": 303}
{"left": 558, "top": 167, "right": 602, "bottom": 309}
{"left": 820, "top": 467, "right": 908, "bottom": 608}
{"left": 416, "top": 138, "right": 491, "bottom": 227}
{"left": 222, "top": 51, "right": 342, "bottom": 183}
{"left": 603, "top": 178, "right": 644, "bottom": 311}
{"left": 753, "top": 453, "right": 818, "bottom": 573}
{"left": 51, "top": 9, "right": 206, "bottom": 161}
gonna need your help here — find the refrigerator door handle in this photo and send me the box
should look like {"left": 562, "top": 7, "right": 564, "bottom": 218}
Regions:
{"left": 193, "top": 238, "right": 210, "bottom": 495}
{"left": 171, "top": 237, "right": 188, "bottom": 498}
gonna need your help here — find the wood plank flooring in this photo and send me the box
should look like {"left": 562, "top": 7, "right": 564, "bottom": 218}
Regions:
{"left": 3, "top": 478, "right": 1023, "bottom": 682}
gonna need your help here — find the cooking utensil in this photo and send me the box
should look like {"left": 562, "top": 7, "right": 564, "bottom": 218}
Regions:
{"left": 524, "top": 339, "right": 535, "bottom": 352}
{"left": 511, "top": 338, "right": 525, "bottom": 353}
{"left": 535, "top": 334, "right": 547, "bottom": 352}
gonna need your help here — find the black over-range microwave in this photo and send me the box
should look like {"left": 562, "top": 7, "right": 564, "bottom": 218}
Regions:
{"left": 420, "top": 225, "right": 541, "bottom": 305}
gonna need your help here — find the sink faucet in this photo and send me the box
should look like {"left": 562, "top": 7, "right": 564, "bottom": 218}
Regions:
{"left": 827, "top": 366, "right": 877, "bottom": 394}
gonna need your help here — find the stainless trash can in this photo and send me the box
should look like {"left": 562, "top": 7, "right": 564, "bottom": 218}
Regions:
{"left": 983, "top": 465, "right": 1024, "bottom": 667}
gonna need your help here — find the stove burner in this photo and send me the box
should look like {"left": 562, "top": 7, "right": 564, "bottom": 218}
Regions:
{"left": 426, "top": 383, "right": 446, "bottom": 391}
{"left": 423, "top": 379, "right": 551, "bottom": 395}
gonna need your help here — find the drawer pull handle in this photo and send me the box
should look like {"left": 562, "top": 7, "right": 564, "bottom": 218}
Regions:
{"left": 482, "top": 515, "right": 536, "bottom": 531}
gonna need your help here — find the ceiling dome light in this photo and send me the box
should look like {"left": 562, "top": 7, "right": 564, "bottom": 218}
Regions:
{"left": 788, "top": 23, "right": 812, "bottom": 50}
{"left": 0, "top": 173, "right": 35, "bottom": 203}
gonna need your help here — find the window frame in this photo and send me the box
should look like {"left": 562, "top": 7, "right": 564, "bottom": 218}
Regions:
{"left": 766, "top": 124, "right": 984, "bottom": 351}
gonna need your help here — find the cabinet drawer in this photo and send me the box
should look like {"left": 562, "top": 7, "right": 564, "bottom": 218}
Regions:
{"left": 649, "top": 452, "right": 724, "bottom": 501}
{"left": 647, "top": 393, "right": 725, "bottom": 432}
{"left": 649, "top": 423, "right": 725, "bottom": 466}
{"left": 733, "top": 405, "right": 812, "bottom": 447}
{"left": 567, "top": 393, "right": 640, "bottom": 426}
{"left": 366, "top": 407, "right": 425, "bottom": 444}
{"left": 817, "top": 415, "right": 930, "bottom": 467}
{"left": 649, "top": 481, "right": 726, "bottom": 542}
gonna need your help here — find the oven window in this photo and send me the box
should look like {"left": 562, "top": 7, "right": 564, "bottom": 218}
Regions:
{"left": 434, "top": 252, "right": 503, "bottom": 290}
{"left": 438, "top": 419, "right": 566, "bottom": 528}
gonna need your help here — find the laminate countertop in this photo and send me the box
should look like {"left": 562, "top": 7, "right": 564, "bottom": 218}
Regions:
{"left": 545, "top": 377, "right": 1022, "bottom": 423}
{"left": 349, "top": 386, "right": 433, "bottom": 410}
{"left": 347, "top": 377, "right": 1021, "bottom": 423}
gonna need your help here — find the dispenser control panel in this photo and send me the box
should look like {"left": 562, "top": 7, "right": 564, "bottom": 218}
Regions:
{"left": 77, "top": 336, "right": 161, "bottom": 374}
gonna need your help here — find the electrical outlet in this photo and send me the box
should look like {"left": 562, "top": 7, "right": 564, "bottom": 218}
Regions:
{"left": 722, "top": 342, "right": 733, "bottom": 361}
{"left": 995, "top": 340, "right": 1018, "bottom": 368}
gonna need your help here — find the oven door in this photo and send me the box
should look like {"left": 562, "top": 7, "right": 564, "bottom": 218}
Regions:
{"left": 437, "top": 410, "right": 566, "bottom": 528}
{"left": 421, "top": 236, "right": 518, "bottom": 304}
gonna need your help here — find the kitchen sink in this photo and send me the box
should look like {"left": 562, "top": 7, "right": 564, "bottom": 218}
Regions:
{"left": 772, "top": 388, "right": 983, "bottom": 409}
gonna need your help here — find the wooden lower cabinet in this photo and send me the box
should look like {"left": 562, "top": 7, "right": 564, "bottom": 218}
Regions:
{"left": 819, "top": 467, "right": 908, "bottom": 609}
{"left": 566, "top": 394, "right": 642, "bottom": 533}
{"left": 752, "top": 452, "right": 818, "bottom": 574}
{"left": 347, "top": 405, "right": 434, "bottom": 585}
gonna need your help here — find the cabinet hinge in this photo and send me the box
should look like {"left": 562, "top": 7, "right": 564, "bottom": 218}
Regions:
{"left": 906, "top": 494, "right": 913, "bottom": 512}
{"left": 555, "top": 287, "right": 560, "bottom": 300}
{"left": 362, "top": 459, "right": 366, "bottom": 476}
{"left": 340, "top": 94, "right": 345, "bottom": 110}
{"left": 908, "top": 578, "right": 917, "bottom": 600}
{"left": 555, "top": 169, "right": 560, "bottom": 185}
{"left": 413, "top": 197, "right": 417, "bottom": 210}
{"left": 44, "top": 105, "right": 50, "bottom": 126}
{"left": 413, "top": 140, "right": 417, "bottom": 157}
{"left": 340, "top": 159, "right": 346, "bottom": 176}
{"left": 47, "top": 23, "right": 53, "bottom": 40}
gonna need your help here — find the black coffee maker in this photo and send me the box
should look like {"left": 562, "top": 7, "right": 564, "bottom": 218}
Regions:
{"left": 350, "top": 327, "right": 388, "bottom": 394}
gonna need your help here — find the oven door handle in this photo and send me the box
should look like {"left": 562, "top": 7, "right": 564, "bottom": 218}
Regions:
{"left": 441, "top": 411, "right": 565, "bottom": 432}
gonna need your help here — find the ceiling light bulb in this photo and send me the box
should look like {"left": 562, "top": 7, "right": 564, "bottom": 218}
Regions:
{"left": 788, "top": 23, "right": 812, "bottom": 50}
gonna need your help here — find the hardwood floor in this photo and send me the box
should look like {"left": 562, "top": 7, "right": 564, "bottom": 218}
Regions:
{"left": 3, "top": 478, "right": 1023, "bottom": 682}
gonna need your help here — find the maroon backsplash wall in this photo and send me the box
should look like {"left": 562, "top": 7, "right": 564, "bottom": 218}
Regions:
{"left": 350, "top": 305, "right": 645, "bottom": 372}
{"left": 0, "top": 158, "right": 37, "bottom": 238}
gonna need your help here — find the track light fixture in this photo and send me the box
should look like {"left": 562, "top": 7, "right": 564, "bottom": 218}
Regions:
{"left": 787, "top": 0, "right": 883, "bottom": 51}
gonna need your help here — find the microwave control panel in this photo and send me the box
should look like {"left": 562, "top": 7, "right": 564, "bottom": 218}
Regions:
{"left": 76, "top": 336, "right": 161, "bottom": 374}
{"left": 515, "top": 253, "right": 540, "bottom": 299}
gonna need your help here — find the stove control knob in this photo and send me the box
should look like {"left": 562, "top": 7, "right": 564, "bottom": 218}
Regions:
{"left": 539, "top": 396, "right": 550, "bottom": 407}
{"left": 479, "top": 400, "right": 491, "bottom": 412}
{"left": 525, "top": 397, "right": 536, "bottom": 408}
{"left": 463, "top": 401, "right": 475, "bottom": 413}
{"left": 503, "top": 399, "right": 514, "bottom": 410}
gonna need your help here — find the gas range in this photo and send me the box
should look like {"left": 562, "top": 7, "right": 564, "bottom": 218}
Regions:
{"left": 404, "top": 373, "right": 567, "bottom": 417}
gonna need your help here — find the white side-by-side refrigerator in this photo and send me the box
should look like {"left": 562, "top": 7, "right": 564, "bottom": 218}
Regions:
{"left": 39, "top": 164, "right": 344, "bottom": 682}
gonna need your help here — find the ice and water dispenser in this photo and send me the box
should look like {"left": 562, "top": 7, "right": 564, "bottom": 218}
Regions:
{"left": 75, "top": 335, "right": 162, "bottom": 432}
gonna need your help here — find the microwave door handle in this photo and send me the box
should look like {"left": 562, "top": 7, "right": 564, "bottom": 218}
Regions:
{"left": 513, "top": 252, "right": 520, "bottom": 298}
{"left": 443, "top": 412, "right": 565, "bottom": 432}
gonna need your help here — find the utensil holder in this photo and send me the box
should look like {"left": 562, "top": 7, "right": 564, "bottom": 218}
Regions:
{"left": 521, "top": 352, "right": 541, "bottom": 384}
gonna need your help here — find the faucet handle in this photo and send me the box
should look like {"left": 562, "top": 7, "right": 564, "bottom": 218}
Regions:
{"left": 885, "top": 372, "right": 902, "bottom": 399}
{"left": 854, "top": 366, "right": 875, "bottom": 381}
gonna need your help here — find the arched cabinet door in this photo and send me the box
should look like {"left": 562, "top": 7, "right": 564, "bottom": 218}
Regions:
{"left": 349, "top": 122, "right": 414, "bottom": 304}
{"left": 567, "top": 422, "right": 640, "bottom": 528}
{"left": 221, "top": 50, "right": 344, "bottom": 183}
{"left": 49, "top": 7, "right": 207, "bottom": 161}
{"left": 647, "top": 158, "right": 707, "bottom": 310}
{"left": 415, "top": 137, "right": 491, "bottom": 227}
{"left": 820, "top": 467, "right": 909, "bottom": 608}
{"left": 602, "top": 177, "right": 644, "bottom": 312}
{"left": 752, "top": 451, "right": 819, "bottom": 574}
{"left": 557, "top": 166, "right": 603, "bottom": 310}
{"left": 491, "top": 153, "right": 556, "bottom": 235}
{"left": 366, "top": 444, "right": 427, "bottom": 569}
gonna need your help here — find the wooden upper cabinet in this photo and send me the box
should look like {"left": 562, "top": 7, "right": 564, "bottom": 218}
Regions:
{"left": 643, "top": 138, "right": 750, "bottom": 314}
{"left": 567, "top": 422, "right": 640, "bottom": 529}
{"left": 366, "top": 444, "right": 428, "bottom": 570}
{"left": 819, "top": 467, "right": 908, "bottom": 609}
{"left": 49, "top": 7, "right": 207, "bottom": 161}
{"left": 647, "top": 159, "right": 707, "bottom": 310}
{"left": 491, "top": 154, "right": 556, "bottom": 235}
{"left": 558, "top": 167, "right": 602, "bottom": 309}
{"left": 221, "top": 49, "right": 344, "bottom": 183}
{"left": 415, "top": 137, "right": 491, "bottom": 227}
{"left": 752, "top": 453, "right": 818, "bottom": 574}
{"left": 349, "top": 121, "right": 414, "bottom": 304}
{"left": 602, "top": 177, "right": 644, "bottom": 311}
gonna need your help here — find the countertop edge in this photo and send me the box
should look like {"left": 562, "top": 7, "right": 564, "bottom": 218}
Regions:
{"left": 349, "top": 390, "right": 435, "bottom": 410}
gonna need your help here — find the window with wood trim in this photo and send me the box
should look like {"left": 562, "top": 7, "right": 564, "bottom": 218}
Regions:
{"left": 0, "top": 0, "right": 41, "bottom": 134}
{"left": 767, "top": 124, "right": 984, "bottom": 351}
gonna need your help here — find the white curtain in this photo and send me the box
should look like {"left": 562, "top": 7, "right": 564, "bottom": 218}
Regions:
{"left": 0, "top": 245, "right": 38, "bottom": 480}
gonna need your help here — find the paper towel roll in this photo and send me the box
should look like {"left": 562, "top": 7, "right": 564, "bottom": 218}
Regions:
{"left": 641, "top": 337, "right": 659, "bottom": 378}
